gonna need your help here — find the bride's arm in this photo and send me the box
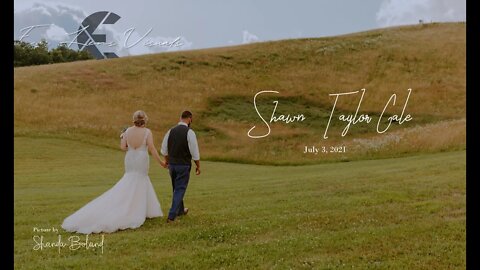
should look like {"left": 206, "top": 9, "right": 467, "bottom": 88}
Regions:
{"left": 147, "top": 130, "right": 167, "bottom": 167}
{"left": 120, "top": 134, "right": 128, "bottom": 151}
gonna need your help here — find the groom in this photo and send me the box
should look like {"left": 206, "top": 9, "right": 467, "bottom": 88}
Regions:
{"left": 161, "top": 111, "right": 201, "bottom": 222}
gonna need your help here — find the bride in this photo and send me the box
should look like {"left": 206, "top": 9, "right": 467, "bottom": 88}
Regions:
{"left": 62, "top": 110, "right": 167, "bottom": 234}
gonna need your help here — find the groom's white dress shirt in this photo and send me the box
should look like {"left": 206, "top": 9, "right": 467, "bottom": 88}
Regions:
{"left": 160, "top": 122, "right": 200, "bottom": 161}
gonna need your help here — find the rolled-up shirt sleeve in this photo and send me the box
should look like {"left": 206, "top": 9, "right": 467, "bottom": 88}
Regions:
{"left": 160, "top": 130, "right": 170, "bottom": 156}
{"left": 187, "top": 129, "right": 200, "bottom": 161}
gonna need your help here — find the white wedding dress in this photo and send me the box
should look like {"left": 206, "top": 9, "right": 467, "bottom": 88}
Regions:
{"left": 62, "top": 128, "right": 163, "bottom": 234}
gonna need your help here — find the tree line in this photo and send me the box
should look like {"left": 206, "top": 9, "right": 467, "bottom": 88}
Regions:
{"left": 14, "top": 39, "right": 94, "bottom": 67}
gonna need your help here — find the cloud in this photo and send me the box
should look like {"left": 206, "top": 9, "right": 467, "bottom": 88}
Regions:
{"left": 14, "top": 2, "right": 89, "bottom": 48}
{"left": 376, "top": 0, "right": 466, "bottom": 27}
{"left": 242, "top": 30, "right": 259, "bottom": 44}
{"left": 14, "top": 1, "right": 192, "bottom": 56}
{"left": 45, "top": 24, "right": 68, "bottom": 41}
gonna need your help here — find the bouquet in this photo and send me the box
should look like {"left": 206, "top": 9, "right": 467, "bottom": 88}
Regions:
{"left": 120, "top": 126, "right": 129, "bottom": 139}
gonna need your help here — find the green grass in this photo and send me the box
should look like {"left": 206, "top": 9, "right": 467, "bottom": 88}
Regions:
{"left": 14, "top": 137, "right": 465, "bottom": 269}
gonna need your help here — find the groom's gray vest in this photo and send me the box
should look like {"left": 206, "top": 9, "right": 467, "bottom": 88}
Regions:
{"left": 167, "top": 125, "right": 192, "bottom": 165}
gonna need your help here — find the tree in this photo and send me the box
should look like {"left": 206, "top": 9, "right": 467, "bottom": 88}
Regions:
{"left": 13, "top": 40, "right": 95, "bottom": 67}
{"left": 31, "top": 39, "right": 51, "bottom": 65}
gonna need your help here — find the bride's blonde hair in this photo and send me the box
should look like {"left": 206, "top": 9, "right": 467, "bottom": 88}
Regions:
{"left": 133, "top": 110, "right": 148, "bottom": 127}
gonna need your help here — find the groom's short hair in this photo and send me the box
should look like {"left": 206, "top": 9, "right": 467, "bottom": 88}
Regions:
{"left": 181, "top": 111, "right": 193, "bottom": 119}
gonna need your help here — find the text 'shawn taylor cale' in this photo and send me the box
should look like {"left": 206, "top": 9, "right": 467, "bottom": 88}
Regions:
{"left": 247, "top": 88, "right": 413, "bottom": 139}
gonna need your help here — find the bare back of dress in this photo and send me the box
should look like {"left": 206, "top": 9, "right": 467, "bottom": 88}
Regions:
{"left": 125, "top": 127, "right": 150, "bottom": 175}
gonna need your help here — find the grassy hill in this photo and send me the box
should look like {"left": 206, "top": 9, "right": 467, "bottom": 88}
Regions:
{"left": 14, "top": 137, "right": 465, "bottom": 269}
{"left": 14, "top": 23, "right": 465, "bottom": 165}
{"left": 14, "top": 23, "right": 466, "bottom": 269}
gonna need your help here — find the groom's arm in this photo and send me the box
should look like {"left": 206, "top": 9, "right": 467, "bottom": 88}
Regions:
{"left": 160, "top": 130, "right": 170, "bottom": 164}
{"left": 164, "top": 155, "right": 169, "bottom": 165}
{"left": 194, "top": 160, "right": 201, "bottom": 175}
{"left": 187, "top": 130, "right": 201, "bottom": 175}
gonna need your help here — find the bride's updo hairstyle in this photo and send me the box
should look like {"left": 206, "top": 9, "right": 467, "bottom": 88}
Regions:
{"left": 133, "top": 110, "right": 148, "bottom": 127}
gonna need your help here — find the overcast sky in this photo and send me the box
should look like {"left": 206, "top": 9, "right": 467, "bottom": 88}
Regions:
{"left": 14, "top": 0, "right": 466, "bottom": 57}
